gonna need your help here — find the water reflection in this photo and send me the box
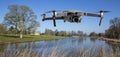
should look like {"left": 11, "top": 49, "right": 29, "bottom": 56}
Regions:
{"left": 0, "top": 37, "right": 120, "bottom": 54}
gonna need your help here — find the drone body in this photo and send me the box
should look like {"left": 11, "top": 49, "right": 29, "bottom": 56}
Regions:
{"left": 41, "top": 10, "right": 109, "bottom": 27}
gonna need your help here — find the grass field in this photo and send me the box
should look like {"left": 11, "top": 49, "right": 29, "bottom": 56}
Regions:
{"left": 0, "top": 34, "right": 66, "bottom": 44}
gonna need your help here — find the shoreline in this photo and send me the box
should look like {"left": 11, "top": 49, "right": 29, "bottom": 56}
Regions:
{"left": 0, "top": 35, "right": 67, "bottom": 45}
{"left": 100, "top": 37, "right": 120, "bottom": 43}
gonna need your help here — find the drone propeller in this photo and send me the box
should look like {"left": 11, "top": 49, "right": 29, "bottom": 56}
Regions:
{"left": 98, "top": 10, "right": 110, "bottom": 26}
{"left": 42, "top": 10, "right": 63, "bottom": 27}
{"left": 44, "top": 11, "right": 56, "bottom": 26}
{"left": 47, "top": 10, "right": 56, "bottom": 27}
{"left": 45, "top": 10, "right": 63, "bottom": 13}
{"left": 99, "top": 10, "right": 110, "bottom": 13}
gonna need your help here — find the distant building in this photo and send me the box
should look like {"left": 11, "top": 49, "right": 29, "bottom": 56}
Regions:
{"left": 30, "top": 31, "right": 40, "bottom": 35}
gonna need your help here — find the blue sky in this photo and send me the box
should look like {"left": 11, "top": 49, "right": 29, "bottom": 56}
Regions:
{"left": 0, "top": 0, "right": 120, "bottom": 34}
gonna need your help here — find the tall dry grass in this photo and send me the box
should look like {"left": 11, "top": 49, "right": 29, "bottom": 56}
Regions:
{"left": 0, "top": 46, "right": 120, "bottom": 57}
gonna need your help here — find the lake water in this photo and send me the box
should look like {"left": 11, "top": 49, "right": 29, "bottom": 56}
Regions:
{"left": 0, "top": 37, "right": 120, "bottom": 55}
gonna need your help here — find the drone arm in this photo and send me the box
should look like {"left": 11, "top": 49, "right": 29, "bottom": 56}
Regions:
{"left": 84, "top": 12, "right": 101, "bottom": 17}
{"left": 42, "top": 17, "right": 64, "bottom": 21}
{"left": 84, "top": 12, "right": 103, "bottom": 26}
{"left": 80, "top": 12, "right": 104, "bottom": 26}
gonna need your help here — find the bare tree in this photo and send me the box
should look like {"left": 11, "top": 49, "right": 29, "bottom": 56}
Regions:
{"left": 4, "top": 5, "right": 40, "bottom": 38}
{"left": 105, "top": 17, "right": 120, "bottom": 39}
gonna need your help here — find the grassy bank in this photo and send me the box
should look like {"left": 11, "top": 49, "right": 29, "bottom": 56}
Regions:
{"left": 0, "top": 34, "right": 66, "bottom": 44}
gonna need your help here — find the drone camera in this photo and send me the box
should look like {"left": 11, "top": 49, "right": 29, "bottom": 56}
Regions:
{"left": 72, "top": 16, "right": 80, "bottom": 22}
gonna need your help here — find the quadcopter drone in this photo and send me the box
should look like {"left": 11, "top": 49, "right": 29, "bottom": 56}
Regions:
{"left": 41, "top": 10, "right": 109, "bottom": 27}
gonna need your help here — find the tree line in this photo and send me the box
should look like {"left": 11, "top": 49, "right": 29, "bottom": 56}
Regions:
{"left": 89, "top": 32, "right": 104, "bottom": 37}
{"left": 42, "top": 29, "right": 87, "bottom": 37}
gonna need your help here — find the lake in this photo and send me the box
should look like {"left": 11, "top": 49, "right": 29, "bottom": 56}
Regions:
{"left": 0, "top": 37, "right": 120, "bottom": 57}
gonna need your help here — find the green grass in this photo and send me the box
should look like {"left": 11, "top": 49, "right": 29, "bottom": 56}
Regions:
{"left": 0, "top": 34, "right": 66, "bottom": 44}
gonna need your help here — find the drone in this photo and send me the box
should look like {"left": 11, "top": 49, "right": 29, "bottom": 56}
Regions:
{"left": 41, "top": 10, "right": 110, "bottom": 27}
